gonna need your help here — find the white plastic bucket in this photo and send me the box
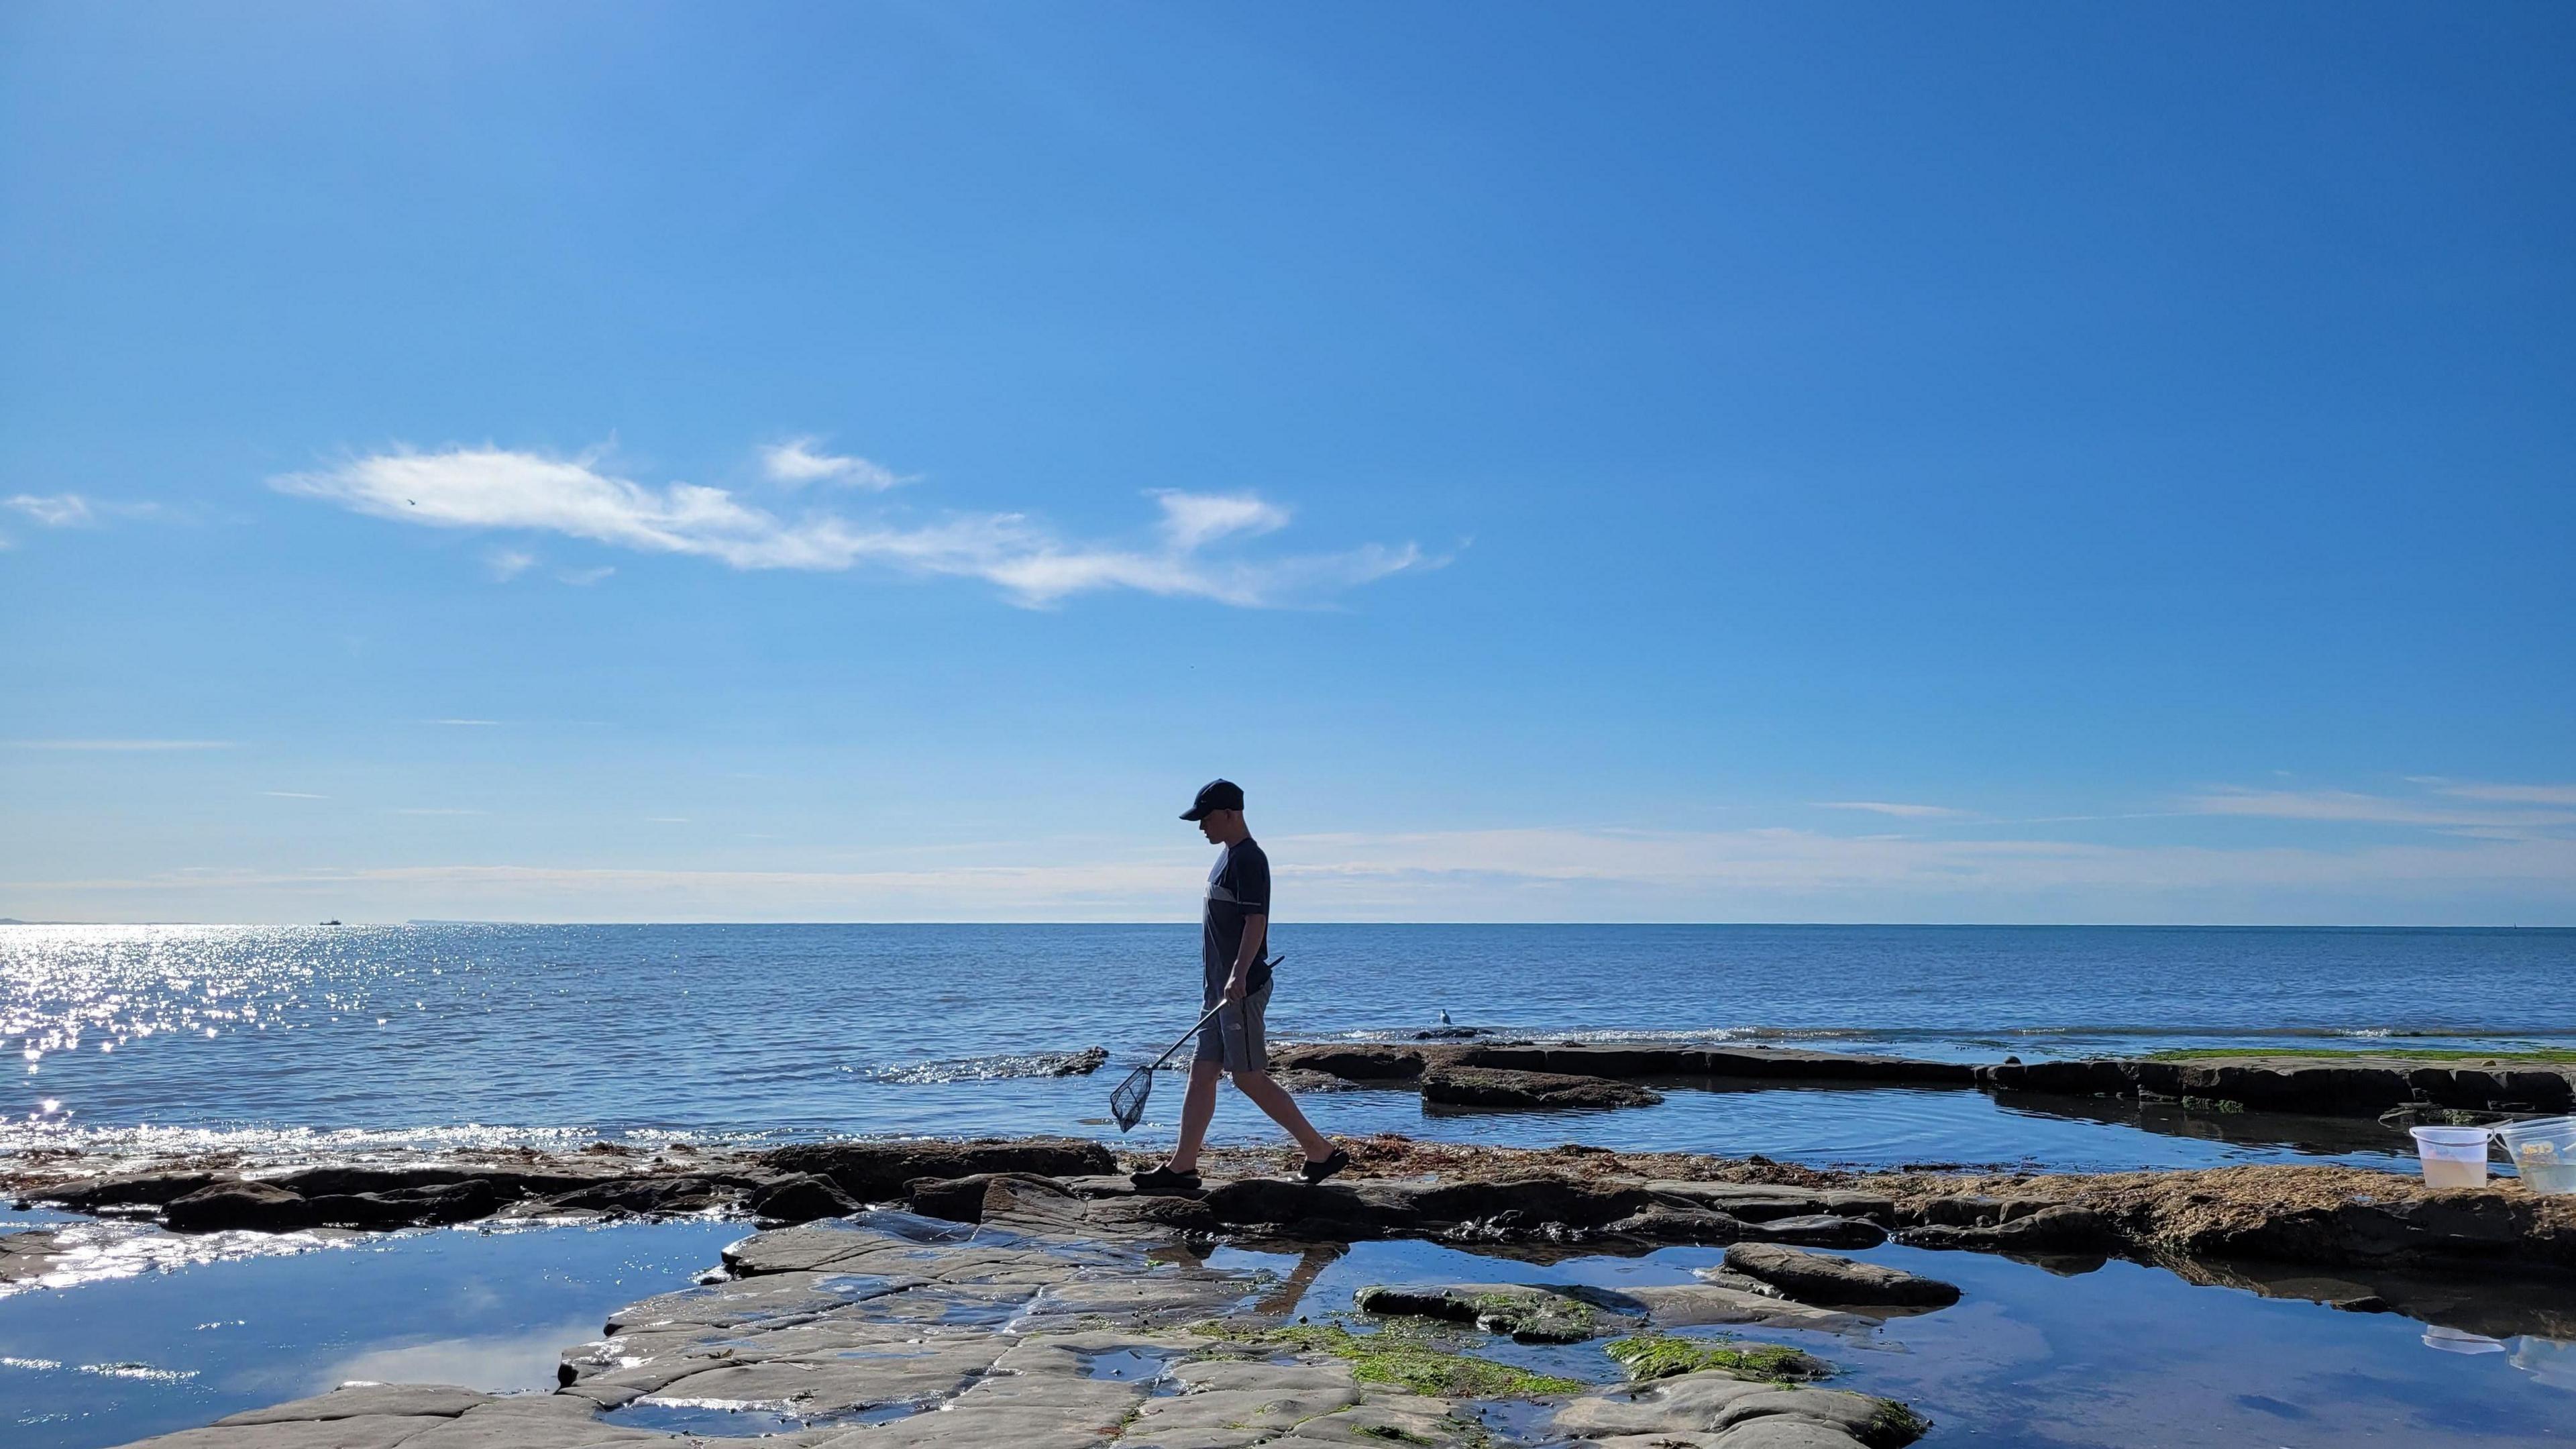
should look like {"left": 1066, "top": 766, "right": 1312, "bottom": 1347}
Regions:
{"left": 2496, "top": 1116, "right": 2576, "bottom": 1195}
{"left": 2410, "top": 1125, "right": 2493, "bottom": 1189}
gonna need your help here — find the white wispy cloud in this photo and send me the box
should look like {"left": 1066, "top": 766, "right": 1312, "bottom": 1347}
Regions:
{"left": 272, "top": 445, "right": 1430, "bottom": 608}
{"left": 7, "top": 494, "right": 93, "bottom": 526}
{"left": 7, "top": 739, "right": 235, "bottom": 751}
{"left": 2418, "top": 780, "right": 2576, "bottom": 807}
{"left": 1813, "top": 801, "right": 1967, "bottom": 818}
{"left": 4, "top": 494, "right": 166, "bottom": 527}
{"left": 757, "top": 438, "right": 908, "bottom": 490}
{"left": 557, "top": 566, "right": 615, "bottom": 586}
{"left": 2185, "top": 786, "right": 2576, "bottom": 831}
{"left": 21, "top": 825, "right": 2575, "bottom": 924}
{"left": 484, "top": 547, "right": 538, "bottom": 582}
{"left": 1152, "top": 490, "right": 1289, "bottom": 550}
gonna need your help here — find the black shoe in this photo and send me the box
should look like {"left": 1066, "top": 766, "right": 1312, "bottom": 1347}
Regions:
{"left": 1300, "top": 1148, "right": 1352, "bottom": 1185}
{"left": 1128, "top": 1163, "right": 1202, "bottom": 1193}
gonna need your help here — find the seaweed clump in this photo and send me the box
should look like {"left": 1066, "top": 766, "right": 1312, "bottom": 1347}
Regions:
{"left": 1604, "top": 1333, "right": 1833, "bottom": 1383}
{"left": 1224, "top": 1321, "right": 1588, "bottom": 1399}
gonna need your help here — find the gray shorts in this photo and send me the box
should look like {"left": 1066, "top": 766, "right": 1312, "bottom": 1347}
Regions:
{"left": 1195, "top": 981, "right": 1271, "bottom": 1072}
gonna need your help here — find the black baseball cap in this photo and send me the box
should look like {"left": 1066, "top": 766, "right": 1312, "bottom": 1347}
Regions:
{"left": 1181, "top": 778, "right": 1246, "bottom": 820}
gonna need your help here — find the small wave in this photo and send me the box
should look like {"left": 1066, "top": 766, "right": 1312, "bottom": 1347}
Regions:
{"left": 0, "top": 1121, "right": 782, "bottom": 1162}
{"left": 79, "top": 1362, "right": 198, "bottom": 1383}
{"left": 860, "top": 1047, "right": 1110, "bottom": 1085}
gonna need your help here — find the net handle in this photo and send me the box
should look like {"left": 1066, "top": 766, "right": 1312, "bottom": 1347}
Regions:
{"left": 1146, "top": 956, "right": 1284, "bottom": 1071}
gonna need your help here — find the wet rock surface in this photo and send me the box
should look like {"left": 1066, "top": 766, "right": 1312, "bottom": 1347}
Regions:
{"left": 4, "top": 1137, "right": 1114, "bottom": 1237}
{"left": 1550, "top": 1371, "right": 1929, "bottom": 1448}
{"left": 0, "top": 1226, "right": 68, "bottom": 1286}
{"left": 1978, "top": 1054, "right": 2576, "bottom": 1116}
{"left": 17, "top": 1132, "right": 2576, "bottom": 1281}
{"left": 72, "top": 1130, "right": 2576, "bottom": 1448}
{"left": 1265, "top": 1038, "right": 2576, "bottom": 1119}
{"left": 112, "top": 1193, "right": 1931, "bottom": 1449}
{"left": 121, "top": 1206, "right": 1927, "bottom": 1444}
{"left": 1718, "top": 1244, "right": 1962, "bottom": 1308}
{"left": 1421, "top": 1065, "right": 1664, "bottom": 1110}
{"left": 1267, "top": 1040, "right": 1976, "bottom": 1090}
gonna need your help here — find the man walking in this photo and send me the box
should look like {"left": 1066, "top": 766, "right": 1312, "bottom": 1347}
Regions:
{"left": 1130, "top": 779, "right": 1349, "bottom": 1190}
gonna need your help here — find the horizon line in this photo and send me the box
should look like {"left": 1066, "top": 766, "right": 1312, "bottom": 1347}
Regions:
{"left": 3, "top": 918, "right": 2571, "bottom": 931}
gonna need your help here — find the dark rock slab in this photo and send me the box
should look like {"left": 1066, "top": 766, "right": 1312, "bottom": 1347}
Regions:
{"left": 259, "top": 1164, "right": 603, "bottom": 1199}
{"left": 1606, "top": 1202, "right": 1755, "bottom": 1242}
{"left": 908, "top": 1173, "right": 999, "bottom": 1222}
{"left": 1202, "top": 1169, "right": 1652, "bottom": 1241}
{"left": 749, "top": 1172, "right": 863, "bottom": 1224}
{"left": 163, "top": 1181, "right": 317, "bottom": 1232}
{"left": 761, "top": 1137, "right": 1113, "bottom": 1203}
{"left": 36, "top": 1170, "right": 219, "bottom": 1213}
{"left": 1356, "top": 1281, "right": 1640, "bottom": 1342}
{"left": 1618, "top": 1283, "right": 1872, "bottom": 1333}
{"left": 1269, "top": 1040, "right": 1975, "bottom": 1091}
{"left": 1464, "top": 1043, "right": 1976, "bottom": 1089}
{"left": 1422, "top": 1065, "right": 1664, "bottom": 1110}
{"left": 1550, "top": 1369, "right": 1927, "bottom": 1447}
{"left": 1977, "top": 1055, "right": 2576, "bottom": 1118}
{"left": 525, "top": 1175, "right": 732, "bottom": 1217}
{"left": 1265, "top": 1042, "right": 1438, "bottom": 1081}
{"left": 1723, "top": 1244, "right": 1961, "bottom": 1307}
{"left": 1898, "top": 1203, "right": 2122, "bottom": 1255}
{"left": 301, "top": 1180, "right": 507, "bottom": 1230}
{"left": 1737, "top": 1214, "right": 1889, "bottom": 1249}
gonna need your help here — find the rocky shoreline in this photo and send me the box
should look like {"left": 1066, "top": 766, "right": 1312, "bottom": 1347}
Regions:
{"left": 99, "top": 1159, "right": 1953, "bottom": 1449}
{"left": 1269, "top": 1040, "right": 2576, "bottom": 1119}
{"left": 9, "top": 1130, "right": 2575, "bottom": 1446}
{"left": 11, "top": 1132, "right": 2573, "bottom": 1287}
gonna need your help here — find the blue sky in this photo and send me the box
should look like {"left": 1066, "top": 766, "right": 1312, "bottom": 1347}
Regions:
{"left": 3, "top": 3, "right": 2571, "bottom": 924}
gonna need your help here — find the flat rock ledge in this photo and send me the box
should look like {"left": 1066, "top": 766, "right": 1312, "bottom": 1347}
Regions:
{"left": 3, "top": 1138, "right": 1114, "bottom": 1240}
{"left": 1717, "top": 1244, "right": 1962, "bottom": 1309}
{"left": 111, "top": 1175, "right": 1931, "bottom": 1449}
{"left": 15, "top": 1136, "right": 2576, "bottom": 1291}
{"left": 1421, "top": 1064, "right": 1664, "bottom": 1110}
{"left": 1268, "top": 1040, "right": 2576, "bottom": 1118}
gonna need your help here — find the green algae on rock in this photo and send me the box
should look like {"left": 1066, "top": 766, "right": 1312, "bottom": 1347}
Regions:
{"left": 1606, "top": 1332, "right": 1835, "bottom": 1383}
{"left": 1226, "top": 1321, "right": 1590, "bottom": 1399}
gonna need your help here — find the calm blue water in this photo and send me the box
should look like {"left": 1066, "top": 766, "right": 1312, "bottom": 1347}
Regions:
{"left": 6, "top": 923, "right": 2573, "bottom": 1169}
{"left": 7, "top": 1218, "right": 2568, "bottom": 1449}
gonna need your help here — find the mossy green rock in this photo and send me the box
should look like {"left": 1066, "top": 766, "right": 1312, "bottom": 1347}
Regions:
{"left": 1607, "top": 1332, "right": 1835, "bottom": 1383}
{"left": 1356, "top": 1281, "right": 1635, "bottom": 1343}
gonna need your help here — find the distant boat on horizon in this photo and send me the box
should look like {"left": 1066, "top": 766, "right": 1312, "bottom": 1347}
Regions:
{"left": 318, "top": 919, "right": 342, "bottom": 926}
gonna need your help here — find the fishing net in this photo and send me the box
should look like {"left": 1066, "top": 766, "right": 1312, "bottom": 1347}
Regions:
{"left": 1109, "top": 1063, "right": 1156, "bottom": 1133}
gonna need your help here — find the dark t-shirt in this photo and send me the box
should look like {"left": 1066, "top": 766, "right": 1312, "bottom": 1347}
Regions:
{"left": 1202, "top": 838, "right": 1272, "bottom": 995}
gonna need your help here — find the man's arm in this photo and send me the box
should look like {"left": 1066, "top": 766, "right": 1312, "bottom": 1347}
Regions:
{"left": 1224, "top": 913, "right": 1267, "bottom": 1003}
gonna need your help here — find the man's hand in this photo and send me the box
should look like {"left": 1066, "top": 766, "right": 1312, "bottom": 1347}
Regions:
{"left": 1222, "top": 973, "right": 1249, "bottom": 1005}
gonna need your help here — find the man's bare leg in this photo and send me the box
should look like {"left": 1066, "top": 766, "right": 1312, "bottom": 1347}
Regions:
{"left": 1230, "top": 1069, "right": 1332, "bottom": 1160}
{"left": 1165, "top": 1059, "right": 1225, "bottom": 1174}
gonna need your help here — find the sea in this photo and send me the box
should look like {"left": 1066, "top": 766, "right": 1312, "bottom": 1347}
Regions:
{"left": 7, "top": 922, "right": 2573, "bottom": 1171}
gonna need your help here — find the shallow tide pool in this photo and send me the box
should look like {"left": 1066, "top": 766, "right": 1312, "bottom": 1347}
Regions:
{"left": 1212, "top": 1236, "right": 2576, "bottom": 1448}
{"left": 0, "top": 1217, "right": 746, "bottom": 1449}
{"left": 6, "top": 1210, "right": 2575, "bottom": 1447}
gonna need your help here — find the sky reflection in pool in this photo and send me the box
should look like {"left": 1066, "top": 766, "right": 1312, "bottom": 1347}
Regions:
{"left": 1220, "top": 1236, "right": 2576, "bottom": 1446}
{"left": 0, "top": 1218, "right": 745, "bottom": 1449}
